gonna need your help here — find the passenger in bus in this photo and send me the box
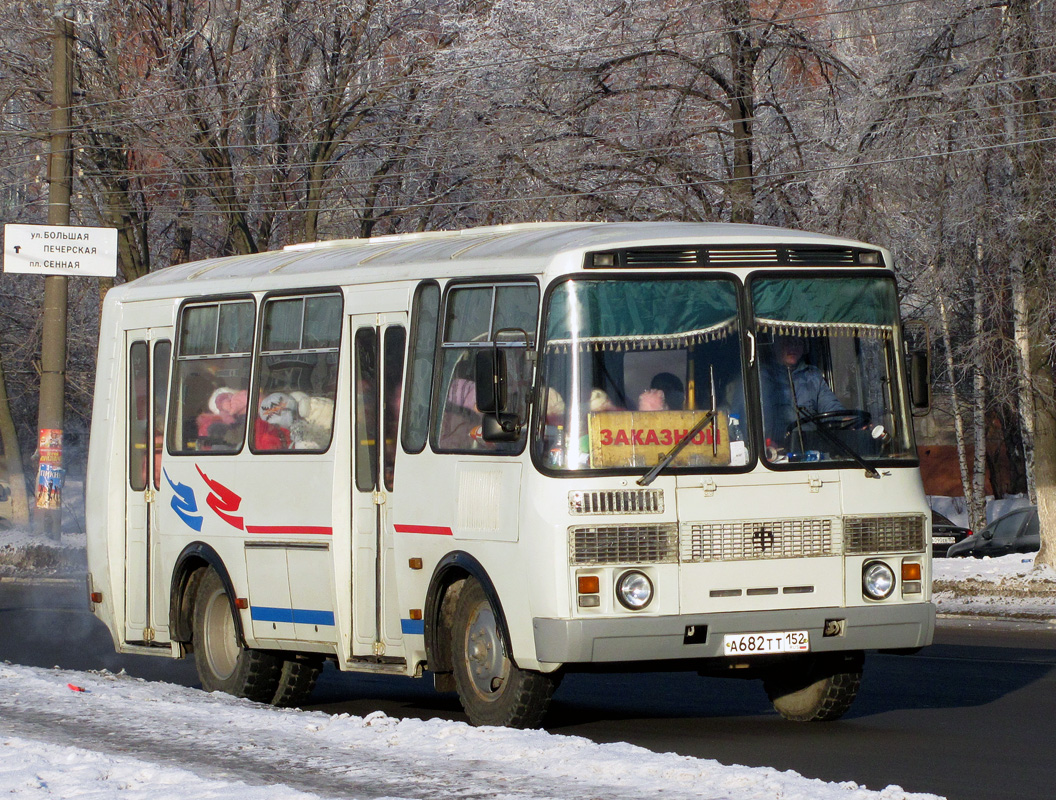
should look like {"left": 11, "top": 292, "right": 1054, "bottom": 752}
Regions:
{"left": 196, "top": 387, "right": 248, "bottom": 449}
{"left": 638, "top": 372, "right": 685, "bottom": 411}
{"left": 545, "top": 388, "right": 566, "bottom": 424}
{"left": 589, "top": 388, "right": 620, "bottom": 412}
{"left": 761, "top": 335, "right": 843, "bottom": 443}
{"left": 290, "top": 392, "right": 335, "bottom": 449}
{"left": 257, "top": 392, "right": 296, "bottom": 450}
{"left": 438, "top": 376, "right": 480, "bottom": 449}
{"left": 256, "top": 391, "right": 334, "bottom": 451}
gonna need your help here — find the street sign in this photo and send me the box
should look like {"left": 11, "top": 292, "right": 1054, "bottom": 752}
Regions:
{"left": 3, "top": 223, "right": 118, "bottom": 277}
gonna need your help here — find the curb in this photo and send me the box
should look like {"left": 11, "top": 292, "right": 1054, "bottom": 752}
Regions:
{"left": 936, "top": 612, "right": 1056, "bottom": 626}
{"left": 0, "top": 575, "right": 83, "bottom": 586}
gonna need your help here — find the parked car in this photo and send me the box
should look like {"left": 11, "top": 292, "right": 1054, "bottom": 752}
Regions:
{"left": 930, "top": 510, "right": 973, "bottom": 557}
{"left": 946, "top": 506, "right": 1039, "bottom": 559}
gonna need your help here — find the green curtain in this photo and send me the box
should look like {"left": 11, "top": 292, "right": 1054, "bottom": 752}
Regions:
{"left": 545, "top": 279, "right": 739, "bottom": 347}
{"left": 751, "top": 277, "right": 897, "bottom": 328}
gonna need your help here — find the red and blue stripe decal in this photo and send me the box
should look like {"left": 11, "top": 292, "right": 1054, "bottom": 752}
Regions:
{"left": 393, "top": 524, "right": 453, "bottom": 536}
{"left": 244, "top": 525, "right": 333, "bottom": 536}
{"left": 166, "top": 466, "right": 332, "bottom": 536}
{"left": 401, "top": 618, "right": 425, "bottom": 635}
{"left": 250, "top": 606, "right": 335, "bottom": 626}
{"left": 393, "top": 523, "right": 447, "bottom": 633}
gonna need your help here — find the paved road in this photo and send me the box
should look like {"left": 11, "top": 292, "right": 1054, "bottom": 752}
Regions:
{"left": 2, "top": 578, "right": 1054, "bottom": 800}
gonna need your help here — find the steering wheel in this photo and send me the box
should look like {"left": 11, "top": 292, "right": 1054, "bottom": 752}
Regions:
{"left": 786, "top": 409, "right": 871, "bottom": 435}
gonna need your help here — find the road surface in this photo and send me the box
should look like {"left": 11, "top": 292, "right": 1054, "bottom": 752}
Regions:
{"left": 2, "top": 578, "right": 1053, "bottom": 800}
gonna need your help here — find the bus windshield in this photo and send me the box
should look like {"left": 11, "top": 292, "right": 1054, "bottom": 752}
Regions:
{"left": 537, "top": 277, "right": 749, "bottom": 472}
{"left": 752, "top": 274, "right": 915, "bottom": 467}
{"left": 536, "top": 273, "right": 915, "bottom": 474}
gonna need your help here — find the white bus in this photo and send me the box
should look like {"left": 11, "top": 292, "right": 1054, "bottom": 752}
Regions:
{"left": 86, "top": 222, "right": 934, "bottom": 727}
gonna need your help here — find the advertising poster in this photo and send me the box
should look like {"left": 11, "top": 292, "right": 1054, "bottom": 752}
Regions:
{"left": 35, "top": 428, "right": 64, "bottom": 510}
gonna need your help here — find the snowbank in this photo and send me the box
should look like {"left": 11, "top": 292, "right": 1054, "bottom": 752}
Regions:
{"left": 0, "top": 663, "right": 941, "bottom": 800}
{"left": 933, "top": 552, "right": 1056, "bottom": 619}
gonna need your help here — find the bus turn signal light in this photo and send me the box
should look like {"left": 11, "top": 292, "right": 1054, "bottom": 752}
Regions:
{"left": 578, "top": 576, "right": 600, "bottom": 594}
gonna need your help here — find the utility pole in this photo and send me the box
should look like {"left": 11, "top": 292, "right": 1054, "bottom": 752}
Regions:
{"left": 35, "top": 1, "right": 74, "bottom": 539}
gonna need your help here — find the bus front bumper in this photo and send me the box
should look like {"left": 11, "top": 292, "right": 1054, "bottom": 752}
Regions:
{"left": 533, "top": 602, "right": 935, "bottom": 665}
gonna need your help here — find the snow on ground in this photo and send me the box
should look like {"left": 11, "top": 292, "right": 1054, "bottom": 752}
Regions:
{"left": 2, "top": 490, "right": 1050, "bottom": 800}
{"left": 933, "top": 552, "right": 1056, "bottom": 619}
{"left": 0, "top": 662, "right": 939, "bottom": 800}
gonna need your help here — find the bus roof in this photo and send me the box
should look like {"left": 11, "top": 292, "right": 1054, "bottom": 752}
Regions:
{"left": 112, "top": 221, "right": 884, "bottom": 301}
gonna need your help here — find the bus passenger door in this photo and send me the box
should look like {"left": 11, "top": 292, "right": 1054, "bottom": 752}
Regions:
{"left": 350, "top": 314, "right": 407, "bottom": 657}
{"left": 124, "top": 331, "right": 172, "bottom": 644}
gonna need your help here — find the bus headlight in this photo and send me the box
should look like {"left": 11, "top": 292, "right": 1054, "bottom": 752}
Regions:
{"left": 616, "top": 571, "right": 653, "bottom": 610}
{"left": 862, "top": 560, "right": 895, "bottom": 600}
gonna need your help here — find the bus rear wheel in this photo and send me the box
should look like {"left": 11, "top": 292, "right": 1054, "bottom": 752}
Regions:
{"left": 762, "top": 651, "right": 863, "bottom": 722}
{"left": 450, "top": 578, "right": 559, "bottom": 728}
{"left": 272, "top": 655, "right": 323, "bottom": 707}
{"left": 192, "top": 567, "right": 282, "bottom": 703}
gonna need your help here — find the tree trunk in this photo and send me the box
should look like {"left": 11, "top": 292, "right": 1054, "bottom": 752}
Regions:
{"left": 1005, "top": 0, "right": 1056, "bottom": 569}
{"left": 0, "top": 354, "right": 31, "bottom": 527}
{"left": 971, "top": 236, "right": 987, "bottom": 531}
{"left": 934, "top": 275, "right": 973, "bottom": 513}
{"left": 1010, "top": 249, "right": 1037, "bottom": 504}
{"left": 723, "top": 0, "right": 756, "bottom": 224}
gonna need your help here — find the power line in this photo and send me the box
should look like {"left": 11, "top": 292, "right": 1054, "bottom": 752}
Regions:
{"left": 0, "top": 0, "right": 1017, "bottom": 127}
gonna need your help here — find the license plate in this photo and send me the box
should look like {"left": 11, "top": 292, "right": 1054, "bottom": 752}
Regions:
{"left": 723, "top": 630, "right": 810, "bottom": 656}
{"left": 933, "top": 536, "right": 956, "bottom": 544}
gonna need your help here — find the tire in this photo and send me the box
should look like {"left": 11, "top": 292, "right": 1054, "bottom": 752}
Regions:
{"left": 272, "top": 655, "right": 323, "bottom": 708}
{"left": 763, "top": 651, "right": 863, "bottom": 722}
{"left": 450, "top": 578, "right": 560, "bottom": 728}
{"left": 192, "top": 567, "right": 282, "bottom": 703}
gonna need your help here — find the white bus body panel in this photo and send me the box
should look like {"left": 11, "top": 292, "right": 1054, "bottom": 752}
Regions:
{"left": 86, "top": 222, "right": 930, "bottom": 678}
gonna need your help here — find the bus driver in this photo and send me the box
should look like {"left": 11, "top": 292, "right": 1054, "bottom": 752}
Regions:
{"left": 761, "top": 335, "right": 844, "bottom": 448}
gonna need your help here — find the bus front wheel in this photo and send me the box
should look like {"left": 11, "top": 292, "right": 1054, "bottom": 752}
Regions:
{"left": 450, "top": 578, "right": 559, "bottom": 728}
{"left": 762, "top": 651, "right": 863, "bottom": 722}
{"left": 192, "top": 567, "right": 282, "bottom": 703}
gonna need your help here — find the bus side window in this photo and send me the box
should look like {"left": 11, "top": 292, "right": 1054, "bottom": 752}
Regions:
{"left": 152, "top": 340, "right": 171, "bottom": 488}
{"left": 253, "top": 293, "right": 341, "bottom": 453}
{"left": 383, "top": 326, "right": 406, "bottom": 491}
{"left": 128, "top": 341, "right": 149, "bottom": 490}
{"left": 433, "top": 282, "right": 538, "bottom": 453}
{"left": 168, "top": 300, "right": 254, "bottom": 454}
{"left": 354, "top": 327, "right": 379, "bottom": 491}
{"left": 401, "top": 282, "right": 439, "bottom": 454}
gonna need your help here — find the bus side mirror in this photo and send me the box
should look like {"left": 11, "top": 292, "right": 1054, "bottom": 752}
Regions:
{"left": 910, "top": 350, "right": 931, "bottom": 413}
{"left": 474, "top": 348, "right": 521, "bottom": 442}
{"left": 903, "top": 320, "right": 931, "bottom": 415}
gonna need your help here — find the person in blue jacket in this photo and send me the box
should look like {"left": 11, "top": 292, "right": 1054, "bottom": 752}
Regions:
{"left": 761, "top": 335, "right": 844, "bottom": 447}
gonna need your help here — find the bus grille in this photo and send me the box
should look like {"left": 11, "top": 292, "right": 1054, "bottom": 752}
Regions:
{"left": 681, "top": 518, "right": 834, "bottom": 562}
{"left": 568, "top": 489, "right": 664, "bottom": 515}
{"left": 843, "top": 515, "right": 926, "bottom": 554}
{"left": 570, "top": 524, "right": 679, "bottom": 565}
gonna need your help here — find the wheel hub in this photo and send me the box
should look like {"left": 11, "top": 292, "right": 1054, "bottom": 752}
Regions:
{"left": 466, "top": 604, "right": 507, "bottom": 696}
{"left": 204, "top": 591, "right": 239, "bottom": 680}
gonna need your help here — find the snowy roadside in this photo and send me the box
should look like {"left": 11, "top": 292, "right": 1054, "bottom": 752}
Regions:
{"left": 0, "top": 529, "right": 1050, "bottom": 800}
{"left": 933, "top": 553, "right": 1056, "bottom": 621}
{"left": 0, "top": 662, "right": 940, "bottom": 800}
{"left": 0, "top": 528, "right": 86, "bottom": 578}
{"left": 0, "top": 479, "right": 87, "bottom": 578}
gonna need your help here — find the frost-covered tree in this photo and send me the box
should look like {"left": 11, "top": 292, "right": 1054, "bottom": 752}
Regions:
{"left": 434, "top": 0, "right": 855, "bottom": 224}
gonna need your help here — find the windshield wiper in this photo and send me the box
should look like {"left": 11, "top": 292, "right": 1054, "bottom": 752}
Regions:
{"left": 795, "top": 408, "right": 881, "bottom": 479}
{"left": 637, "top": 410, "right": 716, "bottom": 487}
